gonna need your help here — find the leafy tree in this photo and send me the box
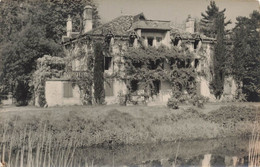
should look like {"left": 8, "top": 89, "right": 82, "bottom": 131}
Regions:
{"left": 93, "top": 42, "right": 105, "bottom": 104}
{"left": 232, "top": 11, "right": 260, "bottom": 101}
{"left": 0, "top": 24, "right": 62, "bottom": 105}
{"left": 0, "top": 0, "right": 101, "bottom": 104}
{"left": 200, "top": 0, "right": 231, "bottom": 38}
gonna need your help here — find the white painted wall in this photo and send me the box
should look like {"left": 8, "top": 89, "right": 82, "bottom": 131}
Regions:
{"left": 199, "top": 76, "right": 216, "bottom": 101}
{"left": 45, "top": 80, "right": 82, "bottom": 106}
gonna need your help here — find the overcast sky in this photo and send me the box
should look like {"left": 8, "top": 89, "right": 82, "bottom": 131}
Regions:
{"left": 94, "top": 0, "right": 259, "bottom": 29}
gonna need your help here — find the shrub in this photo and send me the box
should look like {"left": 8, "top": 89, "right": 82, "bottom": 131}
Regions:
{"left": 191, "top": 95, "right": 208, "bottom": 108}
{"left": 167, "top": 97, "right": 179, "bottom": 109}
{"left": 118, "top": 91, "right": 127, "bottom": 106}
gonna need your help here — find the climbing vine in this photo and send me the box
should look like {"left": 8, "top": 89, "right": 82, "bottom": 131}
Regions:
{"left": 31, "top": 55, "right": 65, "bottom": 107}
{"left": 114, "top": 44, "right": 198, "bottom": 102}
{"left": 64, "top": 42, "right": 95, "bottom": 105}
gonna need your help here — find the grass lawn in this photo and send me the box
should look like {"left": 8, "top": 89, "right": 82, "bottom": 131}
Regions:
{"left": 0, "top": 102, "right": 259, "bottom": 148}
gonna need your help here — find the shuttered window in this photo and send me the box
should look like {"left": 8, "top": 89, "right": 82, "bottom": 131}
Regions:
{"left": 63, "top": 82, "right": 73, "bottom": 98}
{"left": 105, "top": 79, "right": 114, "bottom": 96}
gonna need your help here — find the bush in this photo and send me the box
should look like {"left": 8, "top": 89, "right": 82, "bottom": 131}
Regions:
{"left": 167, "top": 97, "right": 179, "bottom": 109}
{"left": 118, "top": 91, "right": 127, "bottom": 106}
{"left": 191, "top": 95, "right": 208, "bottom": 108}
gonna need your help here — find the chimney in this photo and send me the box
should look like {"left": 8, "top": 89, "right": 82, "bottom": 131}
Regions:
{"left": 67, "top": 15, "right": 72, "bottom": 37}
{"left": 83, "top": 5, "right": 93, "bottom": 33}
{"left": 185, "top": 15, "right": 195, "bottom": 34}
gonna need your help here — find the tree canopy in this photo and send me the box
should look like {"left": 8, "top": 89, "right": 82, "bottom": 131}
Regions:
{"left": 0, "top": 0, "right": 100, "bottom": 104}
{"left": 232, "top": 10, "right": 260, "bottom": 101}
{"left": 200, "top": 0, "right": 231, "bottom": 38}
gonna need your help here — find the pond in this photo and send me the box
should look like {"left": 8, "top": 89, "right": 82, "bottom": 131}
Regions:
{"left": 5, "top": 137, "right": 253, "bottom": 167}
{"left": 79, "top": 137, "right": 249, "bottom": 167}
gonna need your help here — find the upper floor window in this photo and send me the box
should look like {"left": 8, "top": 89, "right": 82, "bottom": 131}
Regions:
{"left": 147, "top": 37, "right": 153, "bottom": 46}
{"left": 104, "top": 57, "right": 112, "bottom": 70}
{"left": 156, "top": 37, "right": 162, "bottom": 43}
{"left": 105, "top": 31, "right": 114, "bottom": 45}
{"left": 173, "top": 35, "right": 181, "bottom": 46}
{"left": 194, "top": 35, "right": 202, "bottom": 50}
{"left": 129, "top": 33, "right": 137, "bottom": 47}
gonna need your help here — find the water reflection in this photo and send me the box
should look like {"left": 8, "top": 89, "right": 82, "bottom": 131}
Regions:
{"left": 8, "top": 137, "right": 252, "bottom": 167}
{"left": 77, "top": 137, "right": 249, "bottom": 167}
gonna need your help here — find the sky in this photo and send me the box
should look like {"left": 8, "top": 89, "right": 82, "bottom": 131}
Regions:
{"left": 94, "top": 0, "right": 259, "bottom": 29}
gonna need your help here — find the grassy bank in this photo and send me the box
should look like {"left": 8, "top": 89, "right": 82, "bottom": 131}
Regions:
{"left": 0, "top": 103, "right": 259, "bottom": 148}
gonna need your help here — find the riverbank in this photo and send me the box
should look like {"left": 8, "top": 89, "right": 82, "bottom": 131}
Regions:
{"left": 0, "top": 103, "right": 259, "bottom": 148}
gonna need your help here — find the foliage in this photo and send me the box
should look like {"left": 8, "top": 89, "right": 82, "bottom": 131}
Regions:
{"left": 0, "top": 104, "right": 258, "bottom": 151}
{"left": 207, "top": 105, "right": 258, "bottom": 124}
{"left": 167, "top": 97, "right": 179, "bottom": 109}
{"left": 0, "top": 24, "right": 63, "bottom": 105}
{"left": 117, "top": 90, "right": 127, "bottom": 106}
{"left": 69, "top": 46, "right": 94, "bottom": 105}
{"left": 200, "top": 0, "right": 231, "bottom": 38}
{"left": 190, "top": 95, "right": 209, "bottom": 108}
{"left": 116, "top": 45, "right": 197, "bottom": 100}
{"left": 31, "top": 55, "right": 65, "bottom": 107}
{"left": 200, "top": 1, "right": 231, "bottom": 99}
{"left": 210, "top": 13, "right": 227, "bottom": 99}
{"left": 0, "top": 0, "right": 101, "bottom": 104}
{"left": 232, "top": 11, "right": 260, "bottom": 102}
{"left": 93, "top": 42, "right": 105, "bottom": 104}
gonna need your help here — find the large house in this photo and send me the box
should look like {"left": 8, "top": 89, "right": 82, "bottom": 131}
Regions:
{"left": 45, "top": 6, "right": 237, "bottom": 106}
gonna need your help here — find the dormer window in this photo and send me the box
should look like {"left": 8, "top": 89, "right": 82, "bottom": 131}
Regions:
{"left": 147, "top": 37, "right": 153, "bottom": 46}
{"left": 173, "top": 35, "right": 181, "bottom": 46}
{"left": 156, "top": 37, "right": 162, "bottom": 45}
{"left": 194, "top": 35, "right": 202, "bottom": 50}
{"left": 129, "top": 32, "right": 137, "bottom": 47}
{"left": 105, "top": 31, "right": 114, "bottom": 45}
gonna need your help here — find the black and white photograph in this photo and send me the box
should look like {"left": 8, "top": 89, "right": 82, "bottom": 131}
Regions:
{"left": 0, "top": 0, "right": 259, "bottom": 166}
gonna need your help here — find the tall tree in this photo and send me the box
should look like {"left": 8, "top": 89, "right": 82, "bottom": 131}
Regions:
{"left": 93, "top": 42, "right": 105, "bottom": 104}
{"left": 201, "top": 1, "right": 231, "bottom": 99}
{"left": 232, "top": 11, "right": 260, "bottom": 102}
{"left": 210, "top": 13, "right": 226, "bottom": 99}
{"left": 200, "top": 0, "right": 231, "bottom": 38}
{"left": 0, "top": 0, "right": 101, "bottom": 104}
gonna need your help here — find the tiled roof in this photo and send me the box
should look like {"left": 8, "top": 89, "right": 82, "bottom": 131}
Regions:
{"left": 86, "top": 15, "right": 135, "bottom": 36}
{"left": 132, "top": 20, "right": 171, "bottom": 30}
{"left": 85, "top": 13, "right": 171, "bottom": 36}
{"left": 170, "top": 27, "right": 215, "bottom": 41}
{"left": 64, "top": 13, "right": 215, "bottom": 42}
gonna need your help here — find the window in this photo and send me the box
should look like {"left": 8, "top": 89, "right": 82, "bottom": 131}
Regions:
{"left": 150, "top": 60, "right": 161, "bottom": 70}
{"left": 63, "top": 82, "right": 73, "bottom": 98}
{"left": 195, "top": 59, "right": 199, "bottom": 68}
{"left": 105, "top": 79, "right": 114, "bottom": 96}
{"left": 147, "top": 37, "right": 153, "bottom": 46}
{"left": 173, "top": 35, "right": 181, "bottom": 46}
{"left": 156, "top": 37, "right": 162, "bottom": 44}
{"left": 131, "top": 80, "right": 139, "bottom": 93}
{"left": 132, "top": 61, "right": 143, "bottom": 68}
{"left": 152, "top": 80, "right": 160, "bottom": 95}
{"left": 194, "top": 39, "right": 200, "bottom": 49}
{"left": 105, "top": 32, "right": 114, "bottom": 45}
{"left": 129, "top": 37, "right": 135, "bottom": 47}
{"left": 104, "top": 57, "right": 112, "bottom": 70}
{"left": 129, "top": 34, "right": 136, "bottom": 47}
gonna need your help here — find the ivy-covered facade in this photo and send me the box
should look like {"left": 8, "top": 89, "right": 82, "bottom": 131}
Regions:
{"left": 44, "top": 6, "right": 237, "bottom": 106}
